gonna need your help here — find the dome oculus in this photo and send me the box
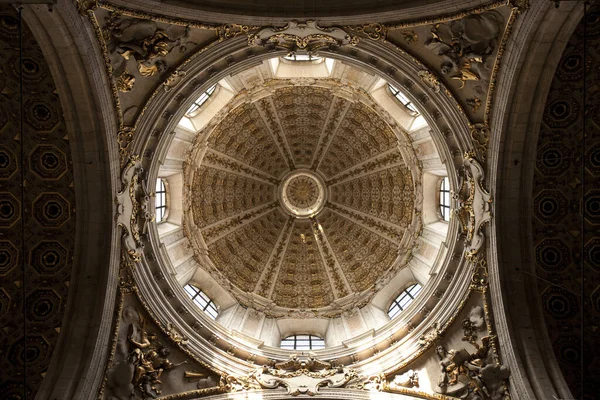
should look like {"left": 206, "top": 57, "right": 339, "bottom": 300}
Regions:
{"left": 280, "top": 170, "right": 326, "bottom": 218}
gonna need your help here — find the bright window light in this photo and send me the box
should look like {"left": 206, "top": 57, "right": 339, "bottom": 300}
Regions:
{"left": 186, "top": 84, "right": 216, "bottom": 115}
{"left": 440, "top": 177, "right": 451, "bottom": 222}
{"left": 280, "top": 334, "right": 325, "bottom": 350}
{"left": 388, "top": 283, "right": 422, "bottom": 319}
{"left": 155, "top": 179, "right": 167, "bottom": 222}
{"left": 283, "top": 53, "right": 322, "bottom": 62}
{"left": 184, "top": 284, "right": 218, "bottom": 319}
{"left": 388, "top": 84, "right": 419, "bottom": 113}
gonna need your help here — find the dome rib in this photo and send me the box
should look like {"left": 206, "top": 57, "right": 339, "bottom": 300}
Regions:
{"left": 254, "top": 98, "right": 296, "bottom": 172}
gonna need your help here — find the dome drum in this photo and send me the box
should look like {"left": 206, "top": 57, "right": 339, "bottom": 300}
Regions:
{"left": 135, "top": 40, "right": 469, "bottom": 378}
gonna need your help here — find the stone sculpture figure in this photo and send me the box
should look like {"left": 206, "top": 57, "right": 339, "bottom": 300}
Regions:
{"left": 433, "top": 334, "right": 510, "bottom": 400}
{"left": 103, "top": 13, "right": 191, "bottom": 87}
{"left": 425, "top": 11, "right": 504, "bottom": 89}
{"left": 127, "top": 318, "right": 177, "bottom": 398}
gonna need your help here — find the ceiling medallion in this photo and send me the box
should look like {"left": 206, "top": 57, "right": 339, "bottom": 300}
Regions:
{"left": 280, "top": 170, "right": 326, "bottom": 218}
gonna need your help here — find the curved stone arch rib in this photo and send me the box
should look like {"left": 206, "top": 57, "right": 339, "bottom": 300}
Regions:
{"left": 487, "top": 1, "right": 584, "bottom": 399}
{"left": 21, "top": 3, "right": 121, "bottom": 399}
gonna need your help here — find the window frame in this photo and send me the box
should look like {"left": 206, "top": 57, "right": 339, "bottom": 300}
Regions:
{"left": 280, "top": 334, "right": 325, "bottom": 350}
{"left": 155, "top": 178, "right": 168, "bottom": 223}
{"left": 387, "top": 282, "right": 423, "bottom": 319}
{"left": 439, "top": 176, "right": 451, "bottom": 222}
{"left": 281, "top": 53, "right": 323, "bottom": 63}
{"left": 185, "top": 84, "right": 217, "bottom": 117}
{"left": 184, "top": 283, "right": 219, "bottom": 320}
{"left": 387, "top": 84, "right": 419, "bottom": 114}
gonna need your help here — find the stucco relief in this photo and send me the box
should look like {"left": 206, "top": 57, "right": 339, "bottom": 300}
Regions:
{"left": 88, "top": 2, "right": 517, "bottom": 399}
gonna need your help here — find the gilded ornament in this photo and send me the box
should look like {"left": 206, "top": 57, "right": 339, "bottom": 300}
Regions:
{"left": 390, "top": 370, "right": 419, "bottom": 388}
{"left": 424, "top": 11, "right": 504, "bottom": 89}
{"left": 127, "top": 317, "right": 186, "bottom": 398}
{"left": 76, "top": 0, "right": 98, "bottom": 15}
{"left": 163, "top": 70, "right": 186, "bottom": 91}
{"left": 116, "top": 72, "right": 135, "bottom": 92}
{"left": 351, "top": 23, "right": 387, "bottom": 41}
{"left": 418, "top": 322, "right": 442, "bottom": 346}
{"left": 466, "top": 97, "right": 482, "bottom": 113}
{"left": 433, "top": 332, "right": 510, "bottom": 399}
{"left": 401, "top": 30, "right": 418, "bottom": 44}
{"left": 227, "top": 355, "right": 358, "bottom": 396}
{"left": 418, "top": 70, "right": 441, "bottom": 93}
{"left": 248, "top": 21, "right": 358, "bottom": 54}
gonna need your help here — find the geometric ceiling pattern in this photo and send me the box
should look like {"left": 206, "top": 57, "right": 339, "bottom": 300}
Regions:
{"left": 0, "top": 6, "right": 76, "bottom": 398}
{"left": 533, "top": 7, "right": 600, "bottom": 399}
{"left": 185, "top": 86, "right": 415, "bottom": 310}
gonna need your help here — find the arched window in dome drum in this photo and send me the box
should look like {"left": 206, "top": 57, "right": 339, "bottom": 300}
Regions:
{"left": 388, "top": 283, "right": 422, "bottom": 319}
{"left": 388, "top": 84, "right": 418, "bottom": 113}
{"left": 280, "top": 334, "right": 325, "bottom": 350}
{"left": 186, "top": 84, "right": 216, "bottom": 115}
{"left": 283, "top": 53, "right": 322, "bottom": 62}
{"left": 155, "top": 179, "right": 167, "bottom": 222}
{"left": 184, "top": 284, "right": 218, "bottom": 319}
{"left": 439, "top": 176, "right": 451, "bottom": 222}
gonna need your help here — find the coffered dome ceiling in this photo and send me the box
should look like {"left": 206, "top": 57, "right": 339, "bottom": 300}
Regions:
{"left": 183, "top": 84, "right": 419, "bottom": 313}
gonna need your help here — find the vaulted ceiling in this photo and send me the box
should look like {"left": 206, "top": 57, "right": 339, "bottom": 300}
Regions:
{"left": 533, "top": 8, "right": 600, "bottom": 397}
{"left": 185, "top": 85, "right": 416, "bottom": 311}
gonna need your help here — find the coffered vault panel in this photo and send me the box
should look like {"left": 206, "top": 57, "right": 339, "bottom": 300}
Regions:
{"left": 272, "top": 220, "right": 334, "bottom": 309}
{"left": 269, "top": 86, "right": 334, "bottom": 167}
{"left": 317, "top": 102, "right": 399, "bottom": 178}
{"left": 532, "top": 8, "right": 600, "bottom": 397}
{"left": 0, "top": 6, "right": 76, "bottom": 398}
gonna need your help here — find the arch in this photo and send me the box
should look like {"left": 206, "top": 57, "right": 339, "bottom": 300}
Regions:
{"left": 22, "top": 3, "right": 120, "bottom": 399}
{"left": 488, "top": 1, "right": 584, "bottom": 399}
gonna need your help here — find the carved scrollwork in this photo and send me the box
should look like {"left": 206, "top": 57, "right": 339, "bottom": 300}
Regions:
{"left": 104, "top": 13, "right": 192, "bottom": 82}
{"left": 163, "top": 70, "right": 186, "bottom": 92}
{"left": 248, "top": 21, "right": 358, "bottom": 54}
{"left": 227, "top": 355, "right": 357, "bottom": 396}
{"left": 349, "top": 23, "right": 387, "bottom": 41}
{"left": 453, "top": 152, "right": 493, "bottom": 270}
{"left": 470, "top": 123, "right": 491, "bottom": 157}
{"left": 117, "top": 126, "right": 135, "bottom": 165}
{"left": 127, "top": 316, "right": 189, "bottom": 398}
{"left": 390, "top": 370, "right": 419, "bottom": 389}
{"left": 116, "top": 71, "right": 136, "bottom": 92}
{"left": 418, "top": 322, "right": 442, "bottom": 346}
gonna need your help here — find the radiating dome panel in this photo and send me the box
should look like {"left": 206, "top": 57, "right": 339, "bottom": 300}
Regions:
{"left": 207, "top": 209, "right": 288, "bottom": 292}
{"left": 330, "top": 164, "right": 413, "bottom": 226}
{"left": 207, "top": 104, "right": 288, "bottom": 178}
{"left": 272, "top": 220, "right": 334, "bottom": 308}
{"left": 318, "top": 102, "right": 398, "bottom": 178}
{"left": 316, "top": 208, "right": 398, "bottom": 292}
{"left": 191, "top": 166, "right": 276, "bottom": 228}
{"left": 270, "top": 86, "right": 334, "bottom": 166}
